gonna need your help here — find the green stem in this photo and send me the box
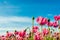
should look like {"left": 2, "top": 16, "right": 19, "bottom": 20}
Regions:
{"left": 58, "top": 20, "right": 60, "bottom": 33}
{"left": 40, "top": 25, "right": 42, "bottom": 32}
{"left": 48, "top": 26, "right": 50, "bottom": 30}
{"left": 32, "top": 19, "right": 34, "bottom": 27}
{"left": 32, "top": 17, "right": 35, "bottom": 27}
{"left": 48, "top": 27, "right": 50, "bottom": 35}
{"left": 38, "top": 24, "right": 42, "bottom": 32}
{"left": 59, "top": 28, "right": 60, "bottom": 32}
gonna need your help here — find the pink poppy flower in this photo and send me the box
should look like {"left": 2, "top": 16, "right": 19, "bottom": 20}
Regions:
{"left": 36, "top": 17, "right": 47, "bottom": 25}
{"left": 33, "top": 26, "right": 39, "bottom": 29}
{"left": 19, "top": 30, "right": 26, "bottom": 38}
{"left": 53, "top": 21, "right": 58, "bottom": 28}
{"left": 1, "top": 35, "right": 6, "bottom": 40}
{"left": 14, "top": 30, "right": 19, "bottom": 35}
{"left": 34, "top": 35, "right": 40, "bottom": 40}
{"left": 32, "top": 26, "right": 39, "bottom": 33}
{"left": 47, "top": 22, "right": 53, "bottom": 27}
{"left": 54, "top": 15, "right": 60, "bottom": 21}
{"left": 34, "top": 33, "right": 43, "bottom": 40}
{"left": 35, "top": 31, "right": 40, "bottom": 35}
{"left": 42, "top": 28, "right": 49, "bottom": 35}
{"left": 6, "top": 31, "right": 13, "bottom": 37}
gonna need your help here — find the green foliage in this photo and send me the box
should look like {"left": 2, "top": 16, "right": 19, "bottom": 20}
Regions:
{"left": 29, "top": 36, "right": 34, "bottom": 40}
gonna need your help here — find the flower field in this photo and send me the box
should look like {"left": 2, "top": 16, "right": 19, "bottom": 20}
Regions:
{"left": 0, "top": 15, "right": 60, "bottom": 40}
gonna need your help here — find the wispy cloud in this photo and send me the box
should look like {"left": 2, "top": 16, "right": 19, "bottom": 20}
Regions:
{"left": 0, "top": 16, "right": 37, "bottom": 35}
{"left": 0, "top": 16, "right": 32, "bottom": 23}
{"left": 0, "top": 16, "right": 32, "bottom": 35}
{"left": 0, "top": 27, "right": 25, "bottom": 31}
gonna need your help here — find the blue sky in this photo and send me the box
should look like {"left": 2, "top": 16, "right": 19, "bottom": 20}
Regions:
{"left": 0, "top": 0, "right": 60, "bottom": 17}
{"left": 0, "top": 0, "right": 60, "bottom": 35}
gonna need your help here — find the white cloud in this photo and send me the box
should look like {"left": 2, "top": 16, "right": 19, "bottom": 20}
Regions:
{"left": 0, "top": 16, "right": 32, "bottom": 23}
{"left": 0, "top": 16, "right": 37, "bottom": 35}
{"left": 0, "top": 27, "right": 26, "bottom": 31}
{"left": 10, "top": 16, "right": 32, "bottom": 23}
